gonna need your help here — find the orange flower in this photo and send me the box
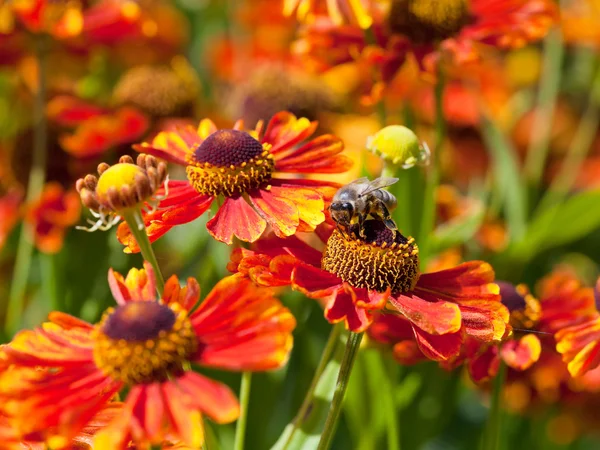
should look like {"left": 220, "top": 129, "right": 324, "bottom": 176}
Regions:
{"left": 0, "top": 263, "right": 295, "bottom": 448}
{"left": 283, "top": 0, "right": 375, "bottom": 29}
{"left": 24, "top": 183, "right": 80, "bottom": 254}
{"left": 295, "top": 0, "right": 557, "bottom": 83}
{"left": 230, "top": 219, "right": 508, "bottom": 362}
{"left": 118, "top": 112, "right": 351, "bottom": 249}
{"left": 47, "top": 95, "right": 149, "bottom": 159}
{"left": 5, "top": 0, "right": 84, "bottom": 38}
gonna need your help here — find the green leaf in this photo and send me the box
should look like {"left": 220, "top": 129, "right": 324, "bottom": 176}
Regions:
{"left": 430, "top": 203, "right": 485, "bottom": 253}
{"left": 512, "top": 190, "right": 600, "bottom": 259}
{"left": 270, "top": 333, "right": 345, "bottom": 450}
{"left": 480, "top": 117, "right": 527, "bottom": 241}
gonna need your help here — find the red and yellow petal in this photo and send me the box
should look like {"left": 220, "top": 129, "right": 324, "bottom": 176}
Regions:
{"left": 459, "top": 300, "right": 509, "bottom": 342}
{"left": 207, "top": 196, "right": 267, "bottom": 245}
{"left": 191, "top": 276, "right": 296, "bottom": 371}
{"left": 249, "top": 189, "right": 299, "bottom": 238}
{"left": 262, "top": 111, "right": 318, "bottom": 154}
{"left": 176, "top": 371, "right": 240, "bottom": 424}
{"left": 273, "top": 134, "right": 352, "bottom": 174}
{"left": 556, "top": 317, "right": 600, "bottom": 377}
{"left": 322, "top": 285, "right": 375, "bottom": 332}
{"left": 389, "top": 293, "right": 462, "bottom": 335}
{"left": 108, "top": 261, "right": 157, "bottom": 304}
{"left": 267, "top": 184, "right": 325, "bottom": 232}
{"left": 414, "top": 261, "right": 500, "bottom": 303}
{"left": 47, "top": 95, "right": 108, "bottom": 127}
{"left": 468, "top": 346, "right": 500, "bottom": 383}
{"left": 291, "top": 262, "right": 343, "bottom": 297}
{"left": 134, "top": 127, "right": 197, "bottom": 166}
{"left": 162, "top": 276, "right": 200, "bottom": 311}
{"left": 412, "top": 326, "right": 462, "bottom": 362}
{"left": 501, "top": 334, "right": 541, "bottom": 371}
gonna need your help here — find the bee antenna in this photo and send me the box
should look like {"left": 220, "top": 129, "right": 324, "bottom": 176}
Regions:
{"left": 512, "top": 328, "right": 553, "bottom": 337}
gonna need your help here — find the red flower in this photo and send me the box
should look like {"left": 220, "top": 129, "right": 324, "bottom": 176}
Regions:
{"left": 24, "top": 183, "right": 81, "bottom": 254}
{"left": 229, "top": 219, "right": 508, "bottom": 362}
{"left": 118, "top": 112, "right": 351, "bottom": 249}
{"left": 0, "top": 263, "right": 295, "bottom": 448}
{"left": 47, "top": 95, "right": 149, "bottom": 159}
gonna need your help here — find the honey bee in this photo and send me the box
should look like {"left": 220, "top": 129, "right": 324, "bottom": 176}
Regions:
{"left": 330, "top": 177, "right": 399, "bottom": 238}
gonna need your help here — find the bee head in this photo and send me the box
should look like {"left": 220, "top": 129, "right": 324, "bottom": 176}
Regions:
{"left": 329, "top": 201, "right": 354, "bottom": 225}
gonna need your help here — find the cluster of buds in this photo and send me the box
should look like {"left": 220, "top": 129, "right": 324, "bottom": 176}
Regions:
{"left": 76, "top": 154, "right": 167, "bottom": 231}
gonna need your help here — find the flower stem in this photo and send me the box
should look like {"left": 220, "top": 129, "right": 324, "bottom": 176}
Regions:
{"left": 481, "top": 362, "right": 506, "bottom": 450}
{"left": 234, "top": 371, "right": 252, "bottom": 450}
{"left": 317, "top": 331, "right": 364, "bottom": 450}
{"left": 283, "top": 323, "right": 343, "bottom": 448}
{"left": 122, "top": 208, "right": 165, "bottom": 294}
{"left": 6, "top": 36, "right": 48, "bottom": 334}
{"left": 418, "top": 69, "right": 445, "bottom": 263}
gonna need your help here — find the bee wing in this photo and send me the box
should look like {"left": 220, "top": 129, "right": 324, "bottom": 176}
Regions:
{"left": 347, "top": 177, "right": 370, "bottom": 185}
{"left": 358, "top": 177, "right": 399, "bottom": 196}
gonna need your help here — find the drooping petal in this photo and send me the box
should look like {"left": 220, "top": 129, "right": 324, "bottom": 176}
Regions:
{"left": 176, "top": 372, "right": 240, "bottom": 424}
{"left": 191, "top": 276, "right": 296, "bottom": 371}
{"left": 459, "top": 300, "right": 509, "bottom": 342}
{"left": 248, "top": 188, "right": 299, "bottom": 238}
{"left": 414, "top": 261, "right": 500, "bottom": 303}
{"left": 118, "top": 184, "right": 213, "bottom": 253}
{"left": 412, "top": 326, "right": 462, "bottom": 362}
{"left": 322, "top": 284, "right": 374, "bottom": 332}
{"left": 468, "top": 346, "right": 500, "bottom": 383}
{"left": 162, "top": 383, "right": 204, "bottom": 449}
{"left": 267, "top": 184, "right": 325, "bottom": 232}
{"left": 291, "top": 262, "right": 343, "bottom": 297}
{"left": 206, "top": 196, "right": 267, "bottom": 245}
{"left": 501, "top": 334, "right": 541, "bottom": 371}
{"left": 389, "top": 293, "right": 462, "bottom": 335}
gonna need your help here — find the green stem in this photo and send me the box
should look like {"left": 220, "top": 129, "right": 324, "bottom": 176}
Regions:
{"left": 283, "top": 324, "right": 343, "bottom": 448}
{"left": 317, "top": 332, "right": 364, "bottom": 450}
{"left": 524, "top": 28, "right": 564, "bottom": 188}
{"left": 6, "top": 36, "right": 48, "bottom": 334}
{"left": 481, "top": 362, "right": 506, "bottom": 450}
{"left": 418, "top": 69, "right": 445, "bottom": 263}
{"left": 234, "top": 372, "right": 252, "bottom": 450}
{"left": 375, "top": 353, "right": 400, "bottom": 450}
{"left": 40, "top": 253, "right": 60, "bottom": 311}
{"left": 122, "top": 208, "right": 165, "bottom": 294}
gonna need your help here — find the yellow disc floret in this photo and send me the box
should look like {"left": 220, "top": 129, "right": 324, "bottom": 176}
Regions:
{"left": 186, "top": 129, "right": 275, "bottom": 197}
{"left": 322, "top": 220, "right": 420, "bottom": 294}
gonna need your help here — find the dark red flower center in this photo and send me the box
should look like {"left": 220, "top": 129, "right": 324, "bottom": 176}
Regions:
{"left": 101, "top": 301, "right": 176, "bottom": 341}
{"left": 187, "top": 129, "right": 275, "bottom": 197}
{"left": 194, "top": 129, "right": 265, "bottom": 167}
{"left": 93, "top": 301, "right": 198, "bottom": 384}
{"left": 388, "top": 0, "right": 471, "bottom": 43}
{"left": 322, "top": 220, "right": 420, "bottom": 294}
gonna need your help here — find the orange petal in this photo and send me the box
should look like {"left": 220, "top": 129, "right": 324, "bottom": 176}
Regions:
{"left": 269, "top": 184, "right": 325, "bottom": 232}
{"left": 207, "top": 196, "right": 267, "bottom": 245}
{"left": 249, "top": 188, "right": 299, "bottom": 238}
{"left": 501, "top": 334, "right": 541, "bottom": 371}
{"left": 191, "top": 275, "right": 296, "bottom": 371}
{"left": 134, "top": 127, "right": 198, "bottom": 166}
{"left": 412, "top": 326, "right": 462, "bottom": 362}
{"left": 389, "top": 293, "right": 462, "bottom": 335}
{"left": 262, "top": 111, "right": 318, "bottom": 154}
{"left": 176, "top": 372, "right": 240, "bottom": 424}
{"left": 162, "top": 382, "right": 204, "bottom": 448}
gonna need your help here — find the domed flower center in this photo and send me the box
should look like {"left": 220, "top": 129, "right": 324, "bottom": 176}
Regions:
{"left": 186, "top": 129, "right": 275, "bottom": 197}
{"left": 93, "top": 301, "right": 198, "bottom": 385}
{"left": 322, "top": 220, "right": 420, "bottom": 294}
{"left": 389, "top": 0, "right": 471, "bottom": 43}
{"left": 96, "top": 163, "right": 145, "bottom": 204}
{"left": 498, "top": 282, "right": 541, "bottom": 330}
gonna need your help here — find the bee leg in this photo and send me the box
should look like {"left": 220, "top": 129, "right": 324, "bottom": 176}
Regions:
{"left": 378, "top": 202, "right": 398, "bottom": 237}
{"left": 358, "top": 213, "right": 366, "bottom": 238}
{"left": 335, "top": 222, "right": 347, "bottom": 238}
